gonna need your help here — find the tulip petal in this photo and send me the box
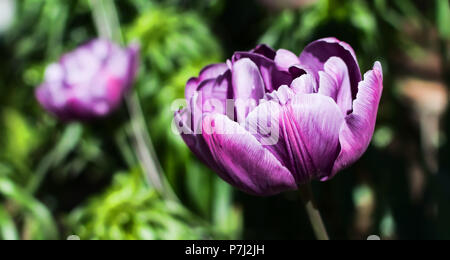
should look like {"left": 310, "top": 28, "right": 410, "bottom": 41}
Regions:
{"left": 185, "top": 78, "right": 200, "bottom": 103}
{"left": 288, "top": 65, "right": 309, "bottom": 78}
{"left": 328, "top": 62, "right": 383, "bottom": 179}
{"left": 318, "top": 57, "right": 353, "bottom": 115}
{"left": 250, "top": 44, "right": 277, "bottom": 60}
{"left": 185, "top": 63, "right": 228, "bottom": 102}
{"left": 198, "top": 63, "right": 229, "bottom": 81}
{"left": 275, "top": 49, "right": 300, "bottom": 71}
{"left": 246, "top": 94, "right": 344, "bottom": 183}
{"left": 232, "top": 58, "right": 266, "bottom": 123}
{"left": 232, "top": 51, "right": 292, "bottom": 92}
{"left": 174, "top": 109, "right": 225, "bottom": 176}
{"left": 202, "top": 113, "right": 297, "bottom": 196}
{"left": 196, "top": 70, "right": 232, "bottom": 115}
{"left": 299, "top": 37, "right": 361, "bottom": 98}
{"left": 265, "top": 85, "right": 295, "bottom": 105}
{"left": 290, "top": 73, "right": 317, "bottom": 94}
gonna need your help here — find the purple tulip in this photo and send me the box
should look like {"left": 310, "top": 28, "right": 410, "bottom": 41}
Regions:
{"left": 175, "top": 37, "right": 383, "bottom": 196}
{"left": 36, "top": 39, "right": 139, "bottom": 121}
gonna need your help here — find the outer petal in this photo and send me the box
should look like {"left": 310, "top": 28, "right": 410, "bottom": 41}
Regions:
{"left": 189, "top": 70, "right": 232, "bottom": 134}
{"left": 282, "top": 94, "right": 345, "bottom": 182}
{"left": 232, "top": 58, "right": 266, "bottom": 123}
{"left": 299, "top": 37, "right": 361, "bottom": 99}
{"left": 317, "top": 57, "right": 353, "bottom": 115}
{"left": 185, "top": 78, "right": 200, "bottom": 104}
{"left": 198, "top": 63, "right": 229, "bottom": 81}
{"left": 328, "top": 62, "right": 383, "bottom": 180}
{"left": 196, "top": 70, "right": 232, "bottom": 115}
{"left": 246, "top": 94, "right": 345, "bottom": 183}
{"left": 185, "top": 63, "right": 229, "bottom": 102}
{"left": 202, "top": 113, "right": 297, "bottom": 196}
{"left": 174, "top": 109, "right": 225, "bottom": 176}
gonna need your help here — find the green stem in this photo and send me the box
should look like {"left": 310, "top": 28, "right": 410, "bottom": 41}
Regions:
{"left": 27, "top": 155, "right": 52, "bottom": 194}
{"left": 125, "top": 91, "right": 173, "bottom": 198}
{"left": 89, "top": 0, "right": 177, "bottom": 200}
{"left": 299, "top": 184, "right": 330, "bottom": 240}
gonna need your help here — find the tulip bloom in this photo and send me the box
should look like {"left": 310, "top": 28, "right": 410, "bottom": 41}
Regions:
{"left": 36, "top": 39, "right": 139, "bottom": 121}
{"left": 175, "top": 38, "right": 383, "bottom": 196}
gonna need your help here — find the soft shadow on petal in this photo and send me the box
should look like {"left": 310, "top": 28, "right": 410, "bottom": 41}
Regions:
{"left": 196, "top": 70, "right": 233, "bottom": 115}
{"left": 174, "top": 109, "right": 226, "bottom": 179}
{"left": 232, "top": 58, "right": 266, "bottom": 123}
{"left": 202, "top": 113, "right": 297, "bottom": 196}
{"left": 317, "top": 57, "right": 353, "bottom": 115}
{"left": 232, "top": 51, "right": 293, "bottom": 93}
{"left": 283, "top": 94, "right": 345, "bottom": 182}
{"left": 299, "top": 37, "right": 361, "bottom": 99}
{"left": 328, "top": 62, "right": 383, "bottom": 180}
{"left": 265, "top": 85, "right": 295, "bottom": 105}
{"left": 290, "top": 73, "right": 317, "bottom": 94}
{"left": 250, "top": 44, "right": 277, "bottom": 60}
{"left": 246, "top": 94, "right": 344, "bottom": 183}
{"left": 185, "top": 63, "right": 229, "bottom": 101}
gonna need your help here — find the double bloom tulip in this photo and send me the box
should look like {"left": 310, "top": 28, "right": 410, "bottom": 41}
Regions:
{"left": 175, "top": 38, "right": 383, "bottom": 196}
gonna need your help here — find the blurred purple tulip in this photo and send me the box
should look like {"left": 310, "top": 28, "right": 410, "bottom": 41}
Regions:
{"left": 175, "top": 38, "right": 383, "bottom": 196}
{"left": 36, "top": 39, "right": 139, "bottom": 121}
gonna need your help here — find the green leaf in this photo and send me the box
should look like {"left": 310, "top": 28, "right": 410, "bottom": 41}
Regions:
{"left": 27, "top": 123, "right": 83, "bottom": 193}
{"left": 0, "top": 205, "right": 19, "bottom": 240}
{"left": 186, "top": 161, "right": 212, "bottom": 216}
{"left": 437, "top": 0, "right": 450, "bottom": 39}
{"left": 0, "top": 176, "right": 58, "bottom": 239}
{"left": 51, "top": 123, "right": 83, "bottom": 165}
{"left": 1, "top": 108, "right": 37, "bottom": 163}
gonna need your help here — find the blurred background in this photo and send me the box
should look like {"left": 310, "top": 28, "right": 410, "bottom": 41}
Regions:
{"left": 0, "top": 0, "right": 449, "bottom": 240}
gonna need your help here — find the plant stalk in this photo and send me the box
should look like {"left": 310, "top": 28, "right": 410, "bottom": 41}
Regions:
{"left": 89, "top": 0, "right": 176, "bottom": 200}
{"left": 299, "top": 184, "right": 330, "bottom": 240}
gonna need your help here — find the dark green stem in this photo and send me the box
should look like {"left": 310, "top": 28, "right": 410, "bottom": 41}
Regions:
{"left": 299, "top": 184, "right": 330, "bottom": 240}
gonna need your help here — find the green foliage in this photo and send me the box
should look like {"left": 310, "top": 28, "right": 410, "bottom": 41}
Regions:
{"left": 436, "top": 0, "right": 450, "bottom": 39}
{"left": 1, "top": 109, "right": 37, "bottom": 165}
{"left": 0, "top": 175, "right": 58, "bottom": 240}
{"left": 68, "top": 169, "right": 235, "bottom": 240}
{"left": 125, "top": 5, "right": 221, "bottom": 97}
{"left": 0, "top": 205, "right": 19, "bottom": 240}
